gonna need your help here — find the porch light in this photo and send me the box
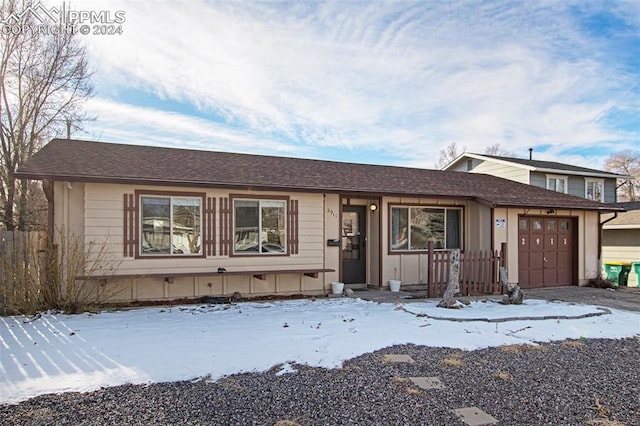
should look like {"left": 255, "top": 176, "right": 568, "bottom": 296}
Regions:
{"left": 369, "top": 203, "right": 378, "bottom": 212}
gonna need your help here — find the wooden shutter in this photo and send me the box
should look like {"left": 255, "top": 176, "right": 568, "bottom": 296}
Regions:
{"left": 123, "top": 193, "right": 138, "bottom": 257}
{"left": 219, "top": 197, "right": 232, "bottom": 255}
{"left": 203, "top": 197, "right": 216, "bottom": 256}
{"left": 287, "top": 199, "right": 299, "bottom": 255}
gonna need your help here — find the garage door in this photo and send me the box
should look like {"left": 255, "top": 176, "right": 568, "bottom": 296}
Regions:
{"left": 518, "top": 216, "right": 576, "bottom": 288}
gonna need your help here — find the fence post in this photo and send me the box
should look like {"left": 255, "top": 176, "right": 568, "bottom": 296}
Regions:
{"left": 497, "top": 242, "right": 508, "bottom": 294}
{"left": 427, "top": 240, "right": 434, "bottom": 298}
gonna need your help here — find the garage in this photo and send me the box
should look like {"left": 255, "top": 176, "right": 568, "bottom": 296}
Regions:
{"left": 518, "top": 216, "right": 576, "bottom": 288}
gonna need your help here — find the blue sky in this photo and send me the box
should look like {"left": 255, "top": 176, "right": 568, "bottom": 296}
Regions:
{"left": 73, "top": 0, "right": 639, "bottom": 169}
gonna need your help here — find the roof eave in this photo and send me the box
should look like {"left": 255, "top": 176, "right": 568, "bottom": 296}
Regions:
{"left": 532, "top": 167, "right": 632, "bottom": 179}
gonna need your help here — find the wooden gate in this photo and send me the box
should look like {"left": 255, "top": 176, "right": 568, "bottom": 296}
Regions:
{"left": 426, "top": 241, "right": 506, "bottom": 297}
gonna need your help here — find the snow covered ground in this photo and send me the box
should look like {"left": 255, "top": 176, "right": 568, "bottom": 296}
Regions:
{"left": 1, "top": 297, "right": 639, "bottom": 405}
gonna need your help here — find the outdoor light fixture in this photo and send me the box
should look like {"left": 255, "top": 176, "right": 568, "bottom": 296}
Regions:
{"left": 369, "top": 203, "right": 378, "bottom": 212}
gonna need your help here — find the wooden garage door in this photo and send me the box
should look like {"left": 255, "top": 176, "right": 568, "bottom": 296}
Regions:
{"left": 518, "top": 216, "right": 576, "bottom": 288}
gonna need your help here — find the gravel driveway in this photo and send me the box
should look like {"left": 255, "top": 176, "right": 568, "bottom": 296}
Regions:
{"left": 2, "top": 287, "right": 640, "bottom": 425}
{"left": 2, "top": 337, "right": 639, "bottom": 425}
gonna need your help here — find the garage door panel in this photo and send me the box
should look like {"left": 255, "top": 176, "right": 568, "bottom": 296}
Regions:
{"left": 530, "top": 252, "right": 544, "bottom": 269}
{"left": 543, "top": 268, "right": 557, "bottom": 286}
{"left": 557, "top": 267, "right": 573, "bottom": 286}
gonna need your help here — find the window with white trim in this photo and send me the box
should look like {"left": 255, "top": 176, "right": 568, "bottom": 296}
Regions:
{"left": 140, "top": 195, "right": 202, "bottom": 256}
{"left": 233, "top": 199, "right": 286, "bottom": 254}
{"left": 390, "top": 206, "right": 462, "bottom": 252}
{"left": 546, "top": 175, "right": 567, "bottom": 193}
{"left": 585, "top": 178, "right": 604, "bottom": 202}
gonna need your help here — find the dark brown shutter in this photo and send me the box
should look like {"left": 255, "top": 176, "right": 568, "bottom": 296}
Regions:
{"left": 203, "top": 197, "right": 216, "bottom": 256}
{"left": 219, "top": 197, "right": 231, "bottom": 255}
{"left": 123, "top": 193, "right": 138, "bottom": 257}
{"left": 287, "top": 199, "right": 299, "bottom": 255}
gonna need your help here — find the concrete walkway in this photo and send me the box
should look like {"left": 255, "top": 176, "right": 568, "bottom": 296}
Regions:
{"left": 351, "top": 285, "right": 640, "bottom": 312}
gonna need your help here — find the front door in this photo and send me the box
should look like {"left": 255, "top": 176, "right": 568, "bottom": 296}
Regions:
{"left": 342, "top": 206, "right": 367, "bottom": 284}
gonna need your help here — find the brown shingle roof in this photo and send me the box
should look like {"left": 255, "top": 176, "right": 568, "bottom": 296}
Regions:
{"left": 16, "top": 139, "right": 620, "bottom": 211}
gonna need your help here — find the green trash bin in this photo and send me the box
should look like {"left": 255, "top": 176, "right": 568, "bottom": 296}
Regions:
{"left": 604, "top": 262, "right": 623, "bottom": 285}
{"left": 619, "top": 263, "right": 632, "bottom": 287}
{"left": 632, "top": 262, "right": 640, "bottom": 288}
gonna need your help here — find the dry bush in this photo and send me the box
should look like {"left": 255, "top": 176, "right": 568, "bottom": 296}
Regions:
{"left": 586, "top": 420, "right": 626, "bottom": 426}
{"left": 495, "top": 370, "right": 512, "bottom": 381}
{"left": 501, "top": 344, "right": 548, "bottom": 353}
{"left": 440, "top": 352, "right": 465, "bottom": 367}
{"left": 1, "top": 227, "right": 126, "bottom": 315}
{"left": 562, "top": 340, "right": 586, "bottom": 350}
{"left": 391, "top": 376, "right": 410, "bottom": 384}
{"left": 586, "top": 395, "right": 626, "bottom": 426}
{"left": 405, "top": 387, "right": 424, "bottom": 396}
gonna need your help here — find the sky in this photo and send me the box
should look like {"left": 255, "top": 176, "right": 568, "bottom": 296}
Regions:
{"left": 62, "top": 0, "right": 640, "bottom": 169}
{"left": 2, "top": 297, "right": 639, "bottom": 404}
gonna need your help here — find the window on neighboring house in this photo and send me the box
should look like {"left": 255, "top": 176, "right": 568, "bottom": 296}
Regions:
{"left": 585, "top": 179, "right": 604, "bottom": 202}
{"left": 140, "top": 195, "right": 202, "bottom": 256}
{"left": 233, "top": 198, "right": 287, "bottom": 254}
{"left": 547, "top": 175, "right": 567, "bottom": 193}
{"left": 390, "top": 206, "right": 462, "bottom": 252}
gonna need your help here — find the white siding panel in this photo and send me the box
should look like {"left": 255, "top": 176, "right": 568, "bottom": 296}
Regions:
{"left": 472, "top": 161, "right": 530, "bottom": 184}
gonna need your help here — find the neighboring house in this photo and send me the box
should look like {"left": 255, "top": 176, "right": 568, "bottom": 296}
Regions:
{"left": 15, "top": 139, "right": 620, "bottom": 302}
{"left": 443, "top": 152, "right": 631, "bottom": 204}
{"left": 601, "top": 202, "right": 640, "bottom": 287}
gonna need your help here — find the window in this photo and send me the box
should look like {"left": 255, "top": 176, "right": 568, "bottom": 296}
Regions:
{"left": 585, "top": 179, "right": 603, "bottom": 202}
{"left": 140, "top": 195, "right": 202, "bottom": 256}
{"left": 234, "top": 199, "right": 286, "bottom": 254}
{"left": 390, "top": 206, "right": 461, "bottom": 252}
{"left": 547, "top": 175, "right": 567, "bottom": 193}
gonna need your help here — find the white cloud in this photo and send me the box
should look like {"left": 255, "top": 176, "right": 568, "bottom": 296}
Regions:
{"left": 73, "top": 0, "right": 639, "bottom": 168}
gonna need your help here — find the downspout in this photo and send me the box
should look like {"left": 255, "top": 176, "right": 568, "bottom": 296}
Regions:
{"left": 598, "top": 211, "right": 618, "bottom": 278}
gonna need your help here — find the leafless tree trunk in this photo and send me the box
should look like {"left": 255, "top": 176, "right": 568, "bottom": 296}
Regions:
{"left": 438, "top": 249, "right": 461, "bottom": 308}
{"left": 0, "top": 0, "right": 93, "bottom": 231}
{"left": 499, "top": 266, "right": 524, "bottom": 304}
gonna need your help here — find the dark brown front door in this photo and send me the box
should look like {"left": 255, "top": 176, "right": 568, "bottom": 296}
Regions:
{"left": 342, "top": 206, "right": 366, "bottom": 284}
{"left": 518, "top": 216, "right": 576, "bottom": 288}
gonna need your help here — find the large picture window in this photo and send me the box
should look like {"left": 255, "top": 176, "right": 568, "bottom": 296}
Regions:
{"left": 140, "top": 195, "right": 202, "bottom": 256}
{"left": 390, "top": 206, "right": 461, "bottom": 252}
{"left": 234, "top": 199, "right": 286, "bottom": 254}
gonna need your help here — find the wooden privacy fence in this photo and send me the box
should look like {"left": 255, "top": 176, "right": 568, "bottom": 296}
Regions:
{"left": 426, "top": 241, "right": 506, "bottom": 298}
{"left": 0, "top": 230, "right": 48, "bottom": 314}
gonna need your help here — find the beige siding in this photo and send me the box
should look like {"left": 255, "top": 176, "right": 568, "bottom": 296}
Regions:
{"left": 61, "top": 183, "right": 333, "bottom": 301}
{"left": 472, "top": 161, "right": 530, "bottom": 185}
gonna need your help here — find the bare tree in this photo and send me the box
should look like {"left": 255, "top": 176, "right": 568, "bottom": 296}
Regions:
{"left": 484, "top": 143, "right": 515, "bottom": 157}
{"left": 604, "top": 151, "right": 639, "bottom": 202}
{"left": 435, "top": 142, "right": 465, "bottom": 169}
{"left": 1, "top": 0, "right": 93, "bottom": 231}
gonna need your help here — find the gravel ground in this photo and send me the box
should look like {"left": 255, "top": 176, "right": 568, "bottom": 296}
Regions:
{"left": 2, "top": 337, "right": 639, "bottom": 425}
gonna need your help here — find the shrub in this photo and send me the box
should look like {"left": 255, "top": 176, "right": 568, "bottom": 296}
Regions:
{"left": 1, "top": 227, "right": 125, "bottom": 315}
